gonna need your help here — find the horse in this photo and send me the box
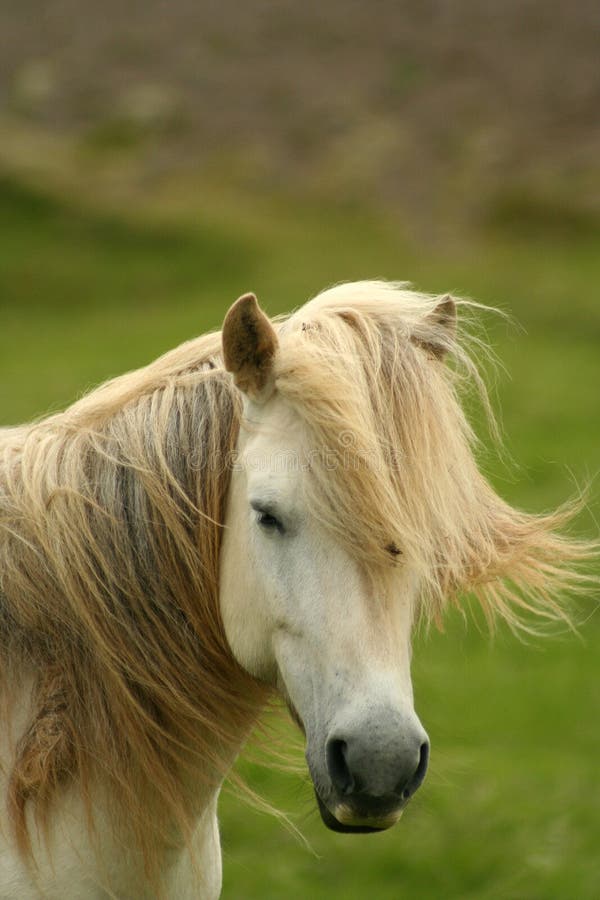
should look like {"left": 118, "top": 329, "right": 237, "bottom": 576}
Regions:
{"left": 0, "top": 280, "right": 591, "bottom": 898}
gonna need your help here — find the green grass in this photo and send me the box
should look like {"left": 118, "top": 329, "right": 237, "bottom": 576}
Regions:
{"left": 1, "top": 174, "right": 599, "bottom": 899}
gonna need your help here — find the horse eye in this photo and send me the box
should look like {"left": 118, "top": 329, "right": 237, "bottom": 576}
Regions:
{"left": 257, "top": 510, "right": 284, "bottom": 533}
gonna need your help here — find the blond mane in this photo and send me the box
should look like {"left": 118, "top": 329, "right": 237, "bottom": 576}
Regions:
{"left": 0, "top": 331, "right": 269, "bottom": 881}
{"left": 0, "top": 281, "right": 592, "bottom": 886}
{"left": 276, "top": 282, "right": 591, "bottom": 624}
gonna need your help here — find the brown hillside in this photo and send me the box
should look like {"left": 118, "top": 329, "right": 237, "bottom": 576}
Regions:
{"left": 1, "top": 1, "right": 599, "bottom": 230}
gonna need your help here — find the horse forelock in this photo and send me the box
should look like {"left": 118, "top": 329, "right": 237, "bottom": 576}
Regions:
{"left": 272, "top": 281, "right": 594, "bottom": 630}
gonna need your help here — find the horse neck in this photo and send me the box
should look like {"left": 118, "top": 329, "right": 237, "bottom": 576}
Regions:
{"left": 0, "top": 380, "right": 269, "bottom": 873}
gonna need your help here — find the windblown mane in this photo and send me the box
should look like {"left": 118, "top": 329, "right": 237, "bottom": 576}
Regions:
{"left": 0, "top": 281, "right": 592, "bottom": 885}
{"left": 0, "top": 331, "right": 269, "bottom": 879}
{"left": 275, "top": 281, "right": 591, "bottom": 625}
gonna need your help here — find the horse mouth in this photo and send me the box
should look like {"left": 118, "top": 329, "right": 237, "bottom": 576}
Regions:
{"left": 314, "top": 791, "right": 403, "bottom": 834}
{"left": 288, "top": 702, "right": 396, "bottom": 833}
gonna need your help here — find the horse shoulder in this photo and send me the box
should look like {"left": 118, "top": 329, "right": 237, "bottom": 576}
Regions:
{"left": 0, "top": 681, "right": 223, "bottom": 899}
{"left": 0, "top": 783, "right": 223, "bottom": 899}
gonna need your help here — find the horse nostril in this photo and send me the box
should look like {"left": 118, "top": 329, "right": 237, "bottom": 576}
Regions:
{"left": 325, "top": 726, "right": 429, "bottom": 805}
{"left": 326, "top": 739, "right": 355, "bottom": 795}
{"left": 399, "top": 739, "right": 430, "bottom": 799}
{"left": 415, "top": 739, "right": 430, "bottom": 786}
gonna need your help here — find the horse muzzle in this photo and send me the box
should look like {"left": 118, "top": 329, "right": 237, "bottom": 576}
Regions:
{"left": 309, "top": 707, "right": 430, "bottom": 833}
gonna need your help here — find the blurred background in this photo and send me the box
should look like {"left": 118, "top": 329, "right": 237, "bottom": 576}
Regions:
{"left": 1, "top": 2, "right": 599, "bottom": 897}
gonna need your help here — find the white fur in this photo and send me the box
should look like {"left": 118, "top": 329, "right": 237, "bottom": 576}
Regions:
{"left": 0, "top": 681, "right": 222, "bottom": 899}
{"left": 220, "top": 393, "right": 426, "bottom": 821}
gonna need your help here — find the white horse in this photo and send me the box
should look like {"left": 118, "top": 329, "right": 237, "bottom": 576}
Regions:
{"left": 0, "top": 281, "right": 589, "bottom": 898}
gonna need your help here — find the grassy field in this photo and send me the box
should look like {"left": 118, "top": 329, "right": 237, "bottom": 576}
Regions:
{"left": 1, "top": 174, "right": 599, "bottom": 899}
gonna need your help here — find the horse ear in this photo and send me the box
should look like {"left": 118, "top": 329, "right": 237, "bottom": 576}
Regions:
{"left": 222, "top": 293, "right": 279, "bottom": 401}
{"left": 413, "top": 295, "right": 457, "bottom": 360}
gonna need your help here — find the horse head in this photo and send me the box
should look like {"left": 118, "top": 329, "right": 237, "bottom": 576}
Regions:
{"left": 219, "top": 291, "right": 450, "bottom": 832}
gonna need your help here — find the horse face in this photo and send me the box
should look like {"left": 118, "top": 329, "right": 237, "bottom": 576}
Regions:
{"left": 219, "top": 391, "right": 429, "bottom": 832}
{"left": 219, "top": 292, "right": 428, "bottom": 832}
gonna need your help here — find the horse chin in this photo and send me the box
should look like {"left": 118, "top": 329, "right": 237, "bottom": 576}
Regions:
{"left": 314, "top": 792, "right": 402, "bottom": 834}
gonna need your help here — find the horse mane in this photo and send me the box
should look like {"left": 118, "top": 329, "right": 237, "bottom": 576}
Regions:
{"left": 0, "top": 281, "right": 593, "bottom": 885}
{"left": 0, "top": 330, "right": 269, "bottom": 882}
{"left": 275, "top": 281, "right": 593, "bottom": 626}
